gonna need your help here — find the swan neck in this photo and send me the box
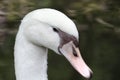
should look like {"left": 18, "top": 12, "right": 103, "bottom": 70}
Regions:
{"left": 14, "top": 34, "right": 48, "bottom": 80}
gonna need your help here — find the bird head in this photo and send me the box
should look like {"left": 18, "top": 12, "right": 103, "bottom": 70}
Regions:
{"left": 21, "top": 8, "right": 93, "bottom": 79}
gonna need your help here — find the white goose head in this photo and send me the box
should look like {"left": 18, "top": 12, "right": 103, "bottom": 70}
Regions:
{"left": 15, "top": 8, "right": 92, "bottom": 80}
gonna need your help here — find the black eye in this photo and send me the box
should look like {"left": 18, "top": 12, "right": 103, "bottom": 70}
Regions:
{"left": 53, "top": 28, "right": 58, "bottom": 32}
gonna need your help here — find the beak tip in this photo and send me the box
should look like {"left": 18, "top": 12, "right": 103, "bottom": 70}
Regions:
{"left": 59, "top": 41, "right": 93, "bottom": 80}
{"left": 86, "top": 71, "right": 93, "bottom": 80}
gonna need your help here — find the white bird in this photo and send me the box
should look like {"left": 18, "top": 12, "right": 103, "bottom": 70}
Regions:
{"left": 14, "top": 8, "right": 92, "bottom": 80}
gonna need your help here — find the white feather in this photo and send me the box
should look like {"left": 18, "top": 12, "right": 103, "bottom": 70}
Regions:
{"left": 14, "top": 9, "right": 82, "bottom": 80}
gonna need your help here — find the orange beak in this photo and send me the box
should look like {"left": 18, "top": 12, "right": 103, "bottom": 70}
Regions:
{"left": 59, "top": 41, "right": 93, "bottom": 79}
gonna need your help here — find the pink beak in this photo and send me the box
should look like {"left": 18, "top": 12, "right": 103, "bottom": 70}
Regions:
{"left": 59, "top": 41, "right": 93, "bottom": 79}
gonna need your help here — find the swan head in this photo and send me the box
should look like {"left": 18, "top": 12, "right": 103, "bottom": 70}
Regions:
{"left": 20, "top": 8, "right": 93, "bottom": 79}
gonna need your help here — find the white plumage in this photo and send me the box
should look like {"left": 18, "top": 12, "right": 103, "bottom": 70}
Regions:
{"left": 14, "top": 8, "right": 92, "bottom": 80}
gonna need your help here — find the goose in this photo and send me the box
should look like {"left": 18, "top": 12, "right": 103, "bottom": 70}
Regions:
{"left": 14, "top": 8, "right": 93, "bottom": 80}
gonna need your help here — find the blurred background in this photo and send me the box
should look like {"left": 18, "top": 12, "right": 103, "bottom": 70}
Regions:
{"left": 0, "top": 0, "right": 120, "bottom": 80}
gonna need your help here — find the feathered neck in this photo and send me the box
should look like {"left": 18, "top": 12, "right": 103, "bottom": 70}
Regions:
{"left": 14, "top": 29, "right": 48, "bottom": 80}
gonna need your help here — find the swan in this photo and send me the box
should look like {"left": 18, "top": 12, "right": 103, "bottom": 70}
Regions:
{"left": 14, "top": 8, "right": 92, "bottom": 80}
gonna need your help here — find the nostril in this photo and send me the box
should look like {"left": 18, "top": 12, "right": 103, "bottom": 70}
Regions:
{"left": 72, "top": 46, "right": 78, "bottom": 57}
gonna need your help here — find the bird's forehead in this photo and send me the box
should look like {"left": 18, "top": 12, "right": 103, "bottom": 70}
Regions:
{"left": 39, "top": 9, "right": 79, "bottom": 39}
{"left": 23, "top": 8, "right": 79, "bottom": 39}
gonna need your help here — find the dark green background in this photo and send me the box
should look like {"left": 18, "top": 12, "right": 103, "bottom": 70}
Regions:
{"left": 0, "top": 0, "right": 120, "bottom": 80}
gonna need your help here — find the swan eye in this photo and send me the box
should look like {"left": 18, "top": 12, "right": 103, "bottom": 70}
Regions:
{"left": 53, "top": 28, "right": 58, "bottom": 32}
